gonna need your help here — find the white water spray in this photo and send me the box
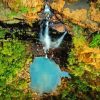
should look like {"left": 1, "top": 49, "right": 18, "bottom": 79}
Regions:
{"left": 39, "top": 4, "right": 67, "bottom": 58}
{"left": 43, "top": 21, "right": 51, "bottom": 58}
{"left": 50, "top": 31, "right": 67, "bottom": 48}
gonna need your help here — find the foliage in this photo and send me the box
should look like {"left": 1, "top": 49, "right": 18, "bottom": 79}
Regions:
{"left": 61, "top": 25, "right": 100, "bottom": 99}
{"left": 7, "top": 11, "right": 18, "bottom": 19}
{"left": 89, "top": 32, "right": 100, "bottom": 48}
{"left": 0, "top": 39, "right": 29, "bottom": 98}
{"left": 2, "top": 0, "right": 43, "bottom": 23}
{"left": 61, "top": 78, "right": 92, "bottom": 100}
{"left": 7, "top": 6, "right": 29, "bottom": 19}
{"left": 0, "top": 28, "right": 9, "bottom": 39}
{"left": 72, "top": 26, "right": 100, "bottom": 69}
{"left": 0, "top": 78, "right": 33, "bottom": 99}
{"left": 19, "top": 6, "right": 29, "bottom": 13}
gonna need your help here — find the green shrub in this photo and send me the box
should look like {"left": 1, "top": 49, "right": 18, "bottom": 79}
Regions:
{"left": 0, "top": 28, "right": 9, "bottom": 39}
{"left": 89, "top": 33, "right": 100, "bottom": 48}
{"left": 0, "top": 40, "right": 27, "bottom": 98}
{"left": 61, "top": 26, "right": 100, "bottom": 100}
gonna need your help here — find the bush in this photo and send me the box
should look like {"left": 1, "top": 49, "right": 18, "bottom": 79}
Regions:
{"left": 0, "top": 40, "right": 27, "bottom": 98}
{"left": 89, "top": 33, "right": 100, "bottom": 48}
{"left": 60, "top": 26, "right": 100, "bottom": 100}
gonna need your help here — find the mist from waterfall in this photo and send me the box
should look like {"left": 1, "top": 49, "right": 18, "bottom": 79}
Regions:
{"left": 39, "top": 4, "right": 67, "bottom": 58}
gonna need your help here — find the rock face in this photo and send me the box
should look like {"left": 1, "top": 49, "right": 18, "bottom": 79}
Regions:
{"left": 51, "top": 0, "right": 100, "bottom": 31}
{"left": 0, "top": 0, "right": 100, "bottom": 31}
{"left": 0, "top": 0, "right": 44, "bottom": 24}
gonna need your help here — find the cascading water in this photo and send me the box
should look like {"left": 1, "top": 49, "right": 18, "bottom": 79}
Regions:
{"left": 30, "top": 2, "right": 71, "bottom": 95}
{"left": 39, "top": 20, "right": 51, "bottom": 58}
{"left": 50, "top": 31, "right": 67, "bottom": 48}
{"left": 39, "top": 4, "right": 68, "bottom": 58}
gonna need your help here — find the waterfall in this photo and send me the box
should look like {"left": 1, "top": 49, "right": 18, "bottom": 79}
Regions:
{"left": 43, "top": 20, "right": 51, "bottom": 58}
{"left": 51, "top": 31, "right": 67, "bottom": 48}
{"left": 39, "top": 4, "right": 67, "bottom": 58}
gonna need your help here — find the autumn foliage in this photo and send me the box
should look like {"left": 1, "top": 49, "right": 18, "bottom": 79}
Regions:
{"left": 72, "top": 26, "right": 100, "bottom": 69}
{"left": 1, "top": 0, "right": 99, "bottom": 31}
